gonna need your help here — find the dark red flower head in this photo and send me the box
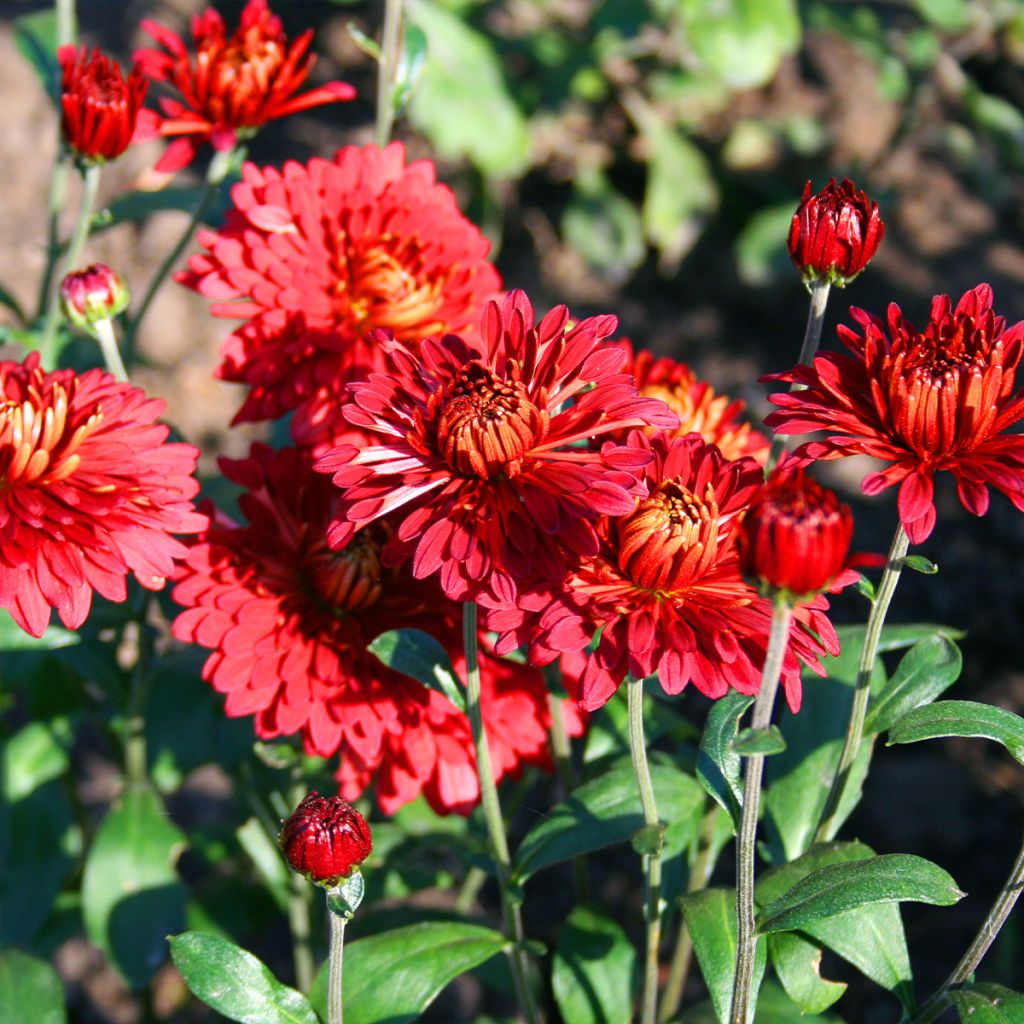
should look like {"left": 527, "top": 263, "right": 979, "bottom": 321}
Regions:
{"left": 737, "top": 467, "right": 854, "bottom": 600}
{"left": 58, "top": 45, "right": 152, "bottom": 163}
{"left": 316, "top": 290, "right": 679, "bottom": 603}
{"left": 0, "top": 354, "right": 205, "bottom": 637}
{"left": 135, "top": 0, "right": 356, "bottom": 173}
{"left": 766, "top": 284, "right": 1024, "bottom": 544}
{"left": 789, "top": 178, "right": 884, "bottom": 288}
{"left": 279, "top": 791, "right": 372, "bottom": 884}
{"left": 60, "top": 264, "right": 129, "bottom": 328}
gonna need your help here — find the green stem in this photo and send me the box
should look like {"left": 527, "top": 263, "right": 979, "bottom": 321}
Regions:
{"left": 730, "top": 600, "right": 793, "bottom": 1024}
{"left": 766, "top": 278, "right": 831, "bottom": 473}
{"left": 814, "top": 524, "right": 910, "bottom": 843}
{"left": 910, "top": 833, "right": 1024, "bottom": 1024}
{"left": 327, "top": 895, "right": 346, "bottom": 1024}
{"left": 36, "top": 162, "right": 69, "bottom": 322}
{"left": 375, "top": 0, "right": 404, "bottom": 147}
{"left": 56, "top": 0, "right": 77, "bottom": 48}
{"left": 124, "top": 607, "right": 155, "bottom": 789}
{"left": 93, "top": 318, "right": 129, "bottom": 382}
{"left": 39, "top": 162, "right": 101, "bottom": 367}
{"left": 462, "top": 602, "right": 539, "bottom": 1024}
{"left": 454, "top": 866, "right": 487, "bottom": 915}
{"left": 546, "top": 683, "right": 590, "bottom": 902}
{"left": 627, "top": 675, "right": 663, "bottom": 1024}
{"left": 660, "top": 801, "right": 722, "bottom": 1022}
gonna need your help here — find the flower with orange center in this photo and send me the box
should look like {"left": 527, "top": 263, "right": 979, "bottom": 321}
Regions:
{"left": 171, "top": 444, "right": 583, "bottom": 815}
{"left": 486, "top": 433, "right": 842, "bottom": 713}
{"left": 316, "top": 291, "right": 679, "bottom": 603}
{"left": 180, "top": 143, "right": 502, "bottom": 453}
{"left": 614, "top": 341, "right": 768, "bottom": 462}
{"left": 135, "top": 0, "right": 355, "bottom": 173}
{"left": 0, "top": 354, "right": 204, "bottom": 637}
{"left": 766, "top": 284, "right": 1024, "bottom": 543}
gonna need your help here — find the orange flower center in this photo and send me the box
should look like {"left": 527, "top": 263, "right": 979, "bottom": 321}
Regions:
{"left": 306, "top": 529, "right": 384, "bottom": 613}
{"left": 434, "top": 362, "right": 548, "bottom": 479}
{"left": 213, "top": 38, "right": 284, "bottom": 95}
{"left": 617, "top": 480, "right": 720, "bottom": 593}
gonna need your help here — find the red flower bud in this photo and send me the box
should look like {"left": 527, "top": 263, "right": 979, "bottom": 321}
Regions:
{"left": 279, "top": 792, "right": 372, "bottom": 885}
{"left": 58, "top": 46, "right": 150, "bottom": 163}
{"left": 737, "top": 468, "right": 853, "bottom": 600}
{"left": 60, "top": 264, "right": 130, "bottom": 328}
{"left": 788, "top": 178, "right": 884, "bottom": 288}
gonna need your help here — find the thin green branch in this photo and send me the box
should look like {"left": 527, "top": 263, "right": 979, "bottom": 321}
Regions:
{"left": 375, "top": 0, "right": 404, "bottom": 147}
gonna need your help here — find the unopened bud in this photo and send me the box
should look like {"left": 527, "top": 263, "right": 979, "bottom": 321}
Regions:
{"left": 60, "top": 264, "right": 129, "bottom": 329}
{"left": 279, "top": 791, "right": 372, "bottom": 887}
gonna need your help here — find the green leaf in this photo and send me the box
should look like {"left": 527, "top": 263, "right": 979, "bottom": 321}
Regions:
{"left": 953, "top": 982, "right": 1024, "bottom": 1023}
{"left": 169, "top": 932, "right": 319, "bottom": 1024}
{"left": 679, "top": 888, "right": 766, "bottom": 1023}
{"left": 914, "top": 0, "right": 971, "bottom": 32}
{"left": 900, "top": 554, "right": 939, "bottom": 574}
{"left": 0, "top": 610, "right": 79, "bottom": 651}
{"left": 757, "top": 853, "right": 963, "bottom": 934}
{"left": 406, "top": 2, "right": 529, "bottom": 179}
{"left": 0, "top": 949, "right": 66, "bottom": 1024}
{"left": 309, "top": 922, "right": 507, "bottom": 1024}
{"left": 768, "top": 933, "right": 846, "bottom": 1014}
{"left": 678, "top": 0, "right": 801, "bottom": 90}
{"left": 101, "top": 188, "right": 209, "bottom": 228}
{"left": 732, "top": 725, "right": 786, "bottom": 756}
{"left": 865, "top": 634, "right": 963, "bottom": 735}
{"left": 82, "top": 787, "right": 187, "bottom": 988}
{"left": 3, "top": 718, "right": 71, "bottom": 801}
{"left": 513, "top": 759, "right": 705, "bottom": 882}
{"left": 734, "top": 202, "right": 796, "bottom": 287}
{"left": 562, "top": 171, "right": 646, "bottom": 283}
{"left": 552, "top": 906, "right": 637, "bottom": 1024}
{"left": 236, "top": 818, "right": 290, "bottom": 913}
{"left": 696, "top": 692, "right": 752, "bottom": 832}
{"left": 14, "top": 10, "right": 59, "bottom": 101}
{"left": 756, "top": 842, "right": 914, "bottom": 1011}
{"left": 888, "top": 700, "right": 1024, "bottom": 764}
{"left": 393, "top": 23, "right": 428, "bottom": 116}
{"left": 368, "top": 628, "right": 465, "bottom": 712}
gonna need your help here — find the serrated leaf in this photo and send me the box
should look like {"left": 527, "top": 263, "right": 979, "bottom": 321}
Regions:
{"left": 0, "top": 610, "right": 79, "bottom": 651}
{"left": 953, "top": 982, "right": 1024, "bottom": 1023}
{"left": 3, "top": 718, "right": 71, "bottom": 800}
{"left": 14, "top": 10, "right": 59, "bottom": 101}
{"left": 757, "top": 853, "right": 963, "bottom": 934}
{"left": 552, "top": 906, "right": 637, "bottom": 1024}
{"left": 768, "top": 933, "right": 846, "bottom": 1014}
{"left": 368, "top": 628, "right": 465, "bottom": 712}
{"left": 679, "top": 888, "right": 766, "bottom": 1023}
{"left": 0, "top": 949, "right": 66, "bottom": 1024}
{"left": 888, "top": 700, "right": 1024, "bottom": 764}
{"left": 732, "top": 725, "right": 786, "bottom": 756}
{"left": 170, "top": 932, "right": 319, "bottom": 1024}
{"left": 82, "top": 787, "right": 187, "bottom": 988}
{"left": 513, "top": 759, "right": 705, "bottom": 882}
{"left": 309, "top": 922, "right": 507, "bottom": 1024}
{"left": 696, "top": 692, "right": 752, "bottom": 832}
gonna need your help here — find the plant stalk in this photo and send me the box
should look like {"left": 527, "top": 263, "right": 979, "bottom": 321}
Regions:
{"left": 327, "top": 896, "right": 346, "bottom": 1024}
{"left": 766, "top": 278, "right": 831, "bottom": 473}
{"left": 375, "top": 0, "right": 404, "bottom": 147}
{"left": 462, "top": 602, "right": 539, "bottom": 1024}
{"left": 93, "top": 318, "right": 129, "bottom": 382}
{"left": 730, "top": 600, "right": 793, "bottom": 1024}
{"left": 627, "top": 675, "right": 663, "bottom": 1024}
{"left": 124, "top": 605, "right": 156, "bottom": 790}
{"left": 814, "top": 524, "right": 910, "bottom": 843}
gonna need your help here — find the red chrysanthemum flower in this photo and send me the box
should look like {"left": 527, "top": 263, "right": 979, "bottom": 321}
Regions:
{"left": 615, "top": 341, "right": 769, "bottom": 462}
{"left": 788, "top": 178, "right": 884, "bottom": 288}
{"left": 0, "top": 354, "right": 204, "bottom": 637}
{"left": 279, "top": 791, "right": 372, "bottom": 884}
{"left": 316, "top": 291, "right": 679, "bottom": 603}
{"left": 486, "top": 434, "right": 841, "bottom": 713}
{"left": 135, "top": 0, "right": 355, "bottom": 173}
{"left": 171, "top": 445, "right": 583, "bottom": 816}
{"left": 765, "top": 284, "right": 1024, "bottom": 544}
{"left": 180, "top": 143, "right": 502, "bottom": 452}
{"left": 58, "top": 45, "right": 155, "bottom": 163}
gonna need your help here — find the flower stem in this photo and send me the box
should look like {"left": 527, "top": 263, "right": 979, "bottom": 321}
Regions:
{"left": 56, "top": 0, "right": 77, "bottom": 48}
{"left": 124, "top": 602, "right": 156, "bottom": 790}
{"left": 730, "top": 600, "right": 792, "bottom": 1024}
{"left": 814, "top": 524, "right": 910, "bottom": 843}
{"left": 462, "top": 602, "right": 539, "bottom": 1024}
{"left": 659, "top": 801, "right": 721, "bottom": 1022}
{"left": 910, "top": 832, "right": 1024, "bottom": 1024}
{"left": 93, "top": 318, "right": 129, "bottom": 382}
{"left": 327, "top": 893, "right": 346, "bottom": 1024}
{"left": 39, "top": 161, "right": 101, "bottom": 367}
{"left": 766, "top": 278, "right": 831, "bottom": 473}
{"left": 375, "top": 0, "right": 404, "bottom": 148}
{"left": 627, "top": 675, "right": 663, "bottom": 1024}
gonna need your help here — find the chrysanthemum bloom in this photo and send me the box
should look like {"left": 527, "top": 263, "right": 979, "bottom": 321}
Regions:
{"left": 789, "top": 178, "right": 884, "bottom": 288}
{"left": 737, "top": 467, "right": 856, "bottom": 601}
{"left": 0, "top": 354, "right": 204, "bottom": 637}
{"left": 171, "top": 445, "right": 582, "bottom": 815}
{"left": 766, "top": 284, "right": 1024, "bottom": 544}
{"left": 180, "top": 143, "right": 502, "bottom": 452}
{"left": 615, "top": 341, "right": 769, "bottom": 462}
{"left": 487, "top": 433, "right": 841, "bottom": 713}
{"left": 60, "top": 264, "right": 129, "bottom": 329}
{"left": 58, "top": 45, "right": 154, "bottom": 164}
{"left": 279, "top": 791, "right": 372, "bottom": 885}
{"left": 134, "top": 0, "right": 356, "bottom": 173}
{"left": 316, "top": 291, "right": 679, "bottom": 603}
